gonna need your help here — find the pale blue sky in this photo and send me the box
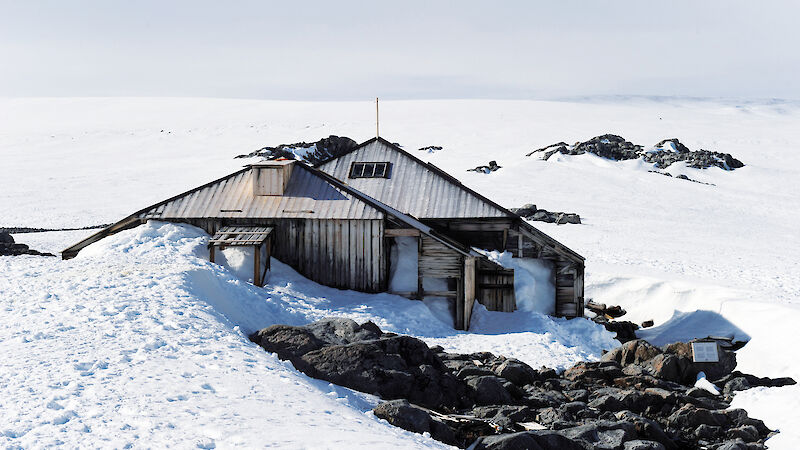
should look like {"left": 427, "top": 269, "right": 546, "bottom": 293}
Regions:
{"left": 1, "top": 0, "right": 797, "bottom": 100}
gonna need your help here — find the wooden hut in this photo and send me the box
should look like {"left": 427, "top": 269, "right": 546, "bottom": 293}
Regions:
{"left": 316, "top": 137, "right": 585, "bottom": 320}
{"left": 63, "top": 137, "right": 585, "bottom": 330}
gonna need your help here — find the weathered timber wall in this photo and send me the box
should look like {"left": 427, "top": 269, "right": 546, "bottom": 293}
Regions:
{"left": 183, "top": 218, "right": 385, "bottom": 292}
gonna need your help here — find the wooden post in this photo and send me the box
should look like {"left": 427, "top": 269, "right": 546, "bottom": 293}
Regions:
{"left": 376, "top": 97, "right": 380, "bottom": 138}
{"left": 463, "top": 257, "right": 477, "bottom": 330}
{"left": 254, "top": 243, "right": 261, "bottom": 287}
{"left": 416, "top": 236, "right": 423, "bottom": 300}
{"left": 455, "top": 276, "right": 464, "bottom": 330}
{"left": 518, "top": 234, "right": 523, "bottom": 258}
{"left": 209, "top": 245, "right": 215, "bottom": 263}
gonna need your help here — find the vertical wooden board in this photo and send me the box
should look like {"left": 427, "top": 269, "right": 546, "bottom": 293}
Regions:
{"left": 349, "top": 221, "right": 358, "bottom": 289}
{"left": 310, "top": 220, "right": 317, "bottom": 280}
{"left": 356, "top": 221, "right": 365, "bottom": 291}
{"left": 334, "top": 220, "right": 342, "bottom": 288}
{"left": 339, "top": 220, "right": 348, "bottom": 289}
{"left": 372, "top": 220, "right": 382, "bottom": 291}
{"left": 326, "top": 220, "right": 336, "bottom": 287}
{"left": 303, "top": 220, "right": 314, "bottom": 279}
{"left": 254, "top": 243, "right": 261, "bottom": 286}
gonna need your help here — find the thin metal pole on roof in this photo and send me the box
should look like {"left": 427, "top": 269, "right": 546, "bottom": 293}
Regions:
{"left": 376, "top": 97, "right": 379, "bottom": 138}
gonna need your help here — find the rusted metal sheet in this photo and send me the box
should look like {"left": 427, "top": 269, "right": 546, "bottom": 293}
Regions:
{"left": 317, "top": 139, "right": 510, "bottom": 219}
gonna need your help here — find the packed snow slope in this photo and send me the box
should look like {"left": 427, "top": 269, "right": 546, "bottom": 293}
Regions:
{"left": 2, "top": 97, "right": 800, "bottom": 448}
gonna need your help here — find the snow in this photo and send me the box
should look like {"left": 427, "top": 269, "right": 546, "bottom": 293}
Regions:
{"left": 694, "top": 372, "right": 721, "bottom": 396}
{"left": 2, "top": 96, "right": 800, "bottom": 447}
{"left": 388, "top": 236, "right": 418, "bottom": 292}
{"left": 479, "top": 250, "right": 556, "bottom": 315}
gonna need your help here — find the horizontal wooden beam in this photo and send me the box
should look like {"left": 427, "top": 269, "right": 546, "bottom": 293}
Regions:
{"left": 384, "top": 228, "right": 420, "bottom": 237}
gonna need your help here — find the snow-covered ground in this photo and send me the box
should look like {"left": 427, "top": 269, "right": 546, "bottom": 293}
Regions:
{"left": 2, "top": 97, "right": 799, "bottom": 448}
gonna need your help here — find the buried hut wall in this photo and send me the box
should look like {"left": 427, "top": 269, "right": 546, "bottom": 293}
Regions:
{"left": 182, "top": 217, "right": 387, "bottom": 293}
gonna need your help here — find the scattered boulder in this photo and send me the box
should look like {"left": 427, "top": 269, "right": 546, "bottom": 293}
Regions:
{"left": 468, "top": 160, "right": 502, "bottom": 174}
{"left": 234, "top": 135, "right": 358, "bottom": 165}
{"left": 373, "top": 400, "right": 457, "bottom": 445}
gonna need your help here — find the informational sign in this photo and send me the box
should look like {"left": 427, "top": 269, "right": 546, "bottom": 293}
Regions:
{"left": 692, "top": 342, "right": 720, "bottom": 363}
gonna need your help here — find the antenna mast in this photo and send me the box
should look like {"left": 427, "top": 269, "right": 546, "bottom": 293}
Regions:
{"left": 375, "top": 97, "right": 380, "bottom": 138}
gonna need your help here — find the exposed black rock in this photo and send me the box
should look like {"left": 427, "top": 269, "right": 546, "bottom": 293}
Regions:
{"left": 250, "top": 318, "right": 787, "bottom": 449}
{"left": 418, "top": 145, "right": 443, "bottom": 153}
{"left": 468, "top": 160, "right": 502, "bottom": 174}
{"left": 373, "top": 400, "right": 457, "bottom": 445}
{"left": 529, "top": 135, "right": 744, "bottom": 171}
{"left": 0, "top": 232, "right": 55, "bottom": 257}
{"left": 510, "top": 204, "right": 581, "bottom": 225}
{"left": 648, "top": 170, "right": 716, "bottom": 186}
{"left": 234, "top": 135, "right": 358, "bottom": 165}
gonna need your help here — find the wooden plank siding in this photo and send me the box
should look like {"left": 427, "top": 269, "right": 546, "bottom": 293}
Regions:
{"left": 419, "top": 234, "right": 463, "bottom": 279}
{"left": 184, "top": 218, "right": 385, "bottom": 292}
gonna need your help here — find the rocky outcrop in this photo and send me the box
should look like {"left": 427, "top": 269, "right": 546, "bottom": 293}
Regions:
{"left": 468, "top": 161, "right": 502, "bottom": 174}
{"left": 251, "top": 318, "right": 791, "bottom": 449}
{"left": 418, "top": 145, "right": 443, "bottom": 153}
{"left": 234, "top": 135, "right": 358, "bottom": 165}
{"left": 0, "top": 232, "right": 54, "bottom": 257}
{"left": 528, "top": 135, "right": 744, "bottom": 171}
{"left": 510, "top": 204, "right": 581, "bottom": 225}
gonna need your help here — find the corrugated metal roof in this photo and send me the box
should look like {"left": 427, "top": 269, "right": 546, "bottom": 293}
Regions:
{"left": 138, "top": 163, "right": 383, "bottom": 220}
{"left": 317, "top": 139, "right": 511, "bottom": 219}
{"left": 209, "top": 226, "right": 274, "bottom": 246}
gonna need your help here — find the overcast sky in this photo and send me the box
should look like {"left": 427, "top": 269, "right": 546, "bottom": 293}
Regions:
{"left": 1, "top": 0, "right": 798, "bottom": 100}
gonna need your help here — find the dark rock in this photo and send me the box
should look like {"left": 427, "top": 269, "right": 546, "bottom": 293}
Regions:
{"left": 471, "top": 430, "right": 586, "bottom": 450}
{"left": 0, "top": 232, "right": 13, "bottom": 244}
{"left": 726, "top": 425, "right": 759, "bottom": 443}
{"left": 509, "top": 204, "right": 537, "bottom": 217}
{"left": 494, "top": 358, "right": 540, "bottom": 387}
{"left": 304, "top": 317, "right": 384, "bottom": 345}
{"left": 666, "top": 404, "right": 727, "bottom": 429}
{"left": 471, "top": 405, "right": 536, "bottom": 429}
{"left": 641, "top": 320, "right": 654, "bottom": 328}
{"left": 468, "top": 160, "right": 502, "bottom": 174}
{"left": 467, "top": 375, "right": 515, "bottom": 406}
{"left": 601, "top": 321, "right": 640, "bottom": 344}
{"left": 723, "top": 377, "right": 751, "bottom": 396}
{"left": 418, "top": 145, "right": 443, "bottom": 153}
{"left": 234, "top": 135, "right": 358, "bottom": 165}
{"left": 373, "top": 399, "right": 457, "bottom": 445}
{"left": 603, "top": 340, "right": 662, "bottom": 366}
{"left": 510, "top": 206, "right": 581, "bottom": 225}
{"left": 522, "top": 388, "right": 566, "bottom": 408}
{"left": 713, "top": 371, "right": 796, "bottom": 392}
{"left": 560, "top": 420, "right": 638, "bottom": 449}
{"left": 694, "top": 424, "right": 722, "bottom": 439}
{"left": 564, "top": 389, "right": 589, "bottom": 403}
{"left": 623, "top": 440, "right": 665, "bottom": 450}
{"left": 644, "top": 354, "right": 686, "bottom": 383}
{"left": 564, "top": 361, "right": 623, "bottom": 383}
{"left": 457, "top": 365, "right": 496, "bottom": 379}
{"left": 530, "top": 135, "right": 744, "bottom": 171}
{"left": 555, "top": 213, "right": 581, "bottom": 225}
{"left": 662, "top": 341, "right": 737, "bottom": 383}
{"left": 250, "top": 324, "right": 326, "bottom": 362}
